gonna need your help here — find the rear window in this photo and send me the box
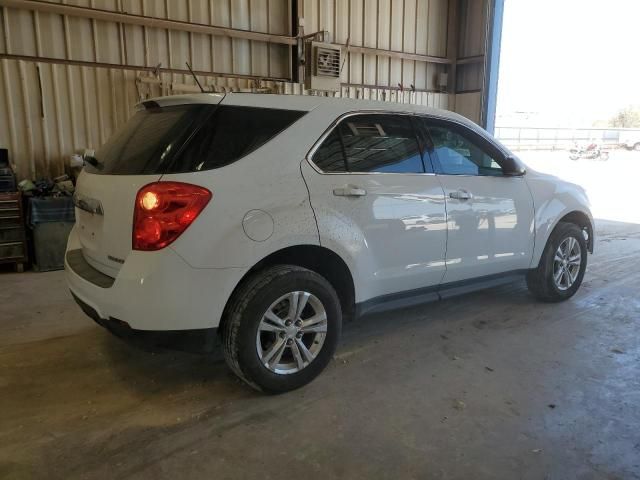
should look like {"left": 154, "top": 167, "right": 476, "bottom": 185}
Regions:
{"left": 86, "top": 105, "right": 208, "bottom": 175}
{"left": 86, "top": 104, "right": 305, "bottom": 175}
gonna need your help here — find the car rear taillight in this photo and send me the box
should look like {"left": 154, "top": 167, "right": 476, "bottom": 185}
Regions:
{"left": 133, "top": 182, "right": 212, "bottom": 251}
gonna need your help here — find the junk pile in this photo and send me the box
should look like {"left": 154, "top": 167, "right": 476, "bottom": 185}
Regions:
{"left": 18, "top": 174, "right": 75, "bottom": 198}
{"left": 0, "top": 148, "right": 81, "bottom": 272}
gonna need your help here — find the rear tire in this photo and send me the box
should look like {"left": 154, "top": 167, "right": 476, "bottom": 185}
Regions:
{"left": 634, "top": 142, "right": 640, "bottom": 152}
{"left": 526, "top": 222, "right": 588, "bottom": 302}
{"left": 221, "top": 265, "right": 341, "bottom": 394}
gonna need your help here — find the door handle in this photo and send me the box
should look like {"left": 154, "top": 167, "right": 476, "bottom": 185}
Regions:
{"left": 333, "top": 185, "right": 367, "bottom": 197}
{"left": 449, "top": 189, "right": 472, "bottom": 201}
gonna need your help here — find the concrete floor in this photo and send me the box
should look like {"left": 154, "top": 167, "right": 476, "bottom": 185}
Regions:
{"left": 1, "top": 219, "right": 639, "bottom": 479}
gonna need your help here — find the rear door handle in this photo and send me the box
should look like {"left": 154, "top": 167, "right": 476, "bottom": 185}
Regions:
{"left": 449, "top": 189, "right": 472, "bottom": 201}
{"left": 333, "top": 185, "right": 367, "bottom": 197}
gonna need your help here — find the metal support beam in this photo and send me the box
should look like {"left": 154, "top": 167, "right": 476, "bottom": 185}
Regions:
{"left": 343, "top": 44, "right": 451, "bottom": 65}
{"left": 457, "top": 55, "right": 485, "bottom": 65}
{"left": 482, "top": 0, "right": 505, "bottom": 133}
{"left": 294, "top": 0, "right": 305, "bottom": 86}
{"left": 340, "top": 82, "right": 443, "bottom": 94}
{"left": 446, "top": 0, "right": 459, "bottom": 94}
{"left": 0, "top": 53, "right": 291, "bottom": 83}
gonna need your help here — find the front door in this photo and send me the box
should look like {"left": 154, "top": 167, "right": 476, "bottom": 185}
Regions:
{"left": 418, "top": 118, "right": 535, "bottom": 284}
{"left": 302, "top": 113, "right": 448, "bottom": 302}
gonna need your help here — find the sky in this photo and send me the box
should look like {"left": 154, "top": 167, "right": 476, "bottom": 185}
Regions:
{"left": 495, "top": 0, "right": 640, "bottom": 127}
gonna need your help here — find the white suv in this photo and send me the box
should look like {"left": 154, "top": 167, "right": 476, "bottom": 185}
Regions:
{"left": 65, "top": 93, "right": 593, "bottom": 393}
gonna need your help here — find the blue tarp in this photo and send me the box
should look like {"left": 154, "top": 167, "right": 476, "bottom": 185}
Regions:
{"left": 29, "top": 196, "right": 75, "bottom": 225}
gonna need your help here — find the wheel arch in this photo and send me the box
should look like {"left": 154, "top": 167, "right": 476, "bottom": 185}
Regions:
{"left": 219, "top": 244, "right": 356, "bottom": 334}
{"left": 557, "top": 210, "right": 594, "bottom": 253}
{"left": 534, "top": 209, "right": 594, "bottom": 265}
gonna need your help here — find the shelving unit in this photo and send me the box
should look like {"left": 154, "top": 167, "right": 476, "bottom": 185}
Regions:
{"left": 0, "top": 192, "right": 28, "bottom": 272}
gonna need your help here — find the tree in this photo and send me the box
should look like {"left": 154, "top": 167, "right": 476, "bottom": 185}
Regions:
{"left": 610, "top": 106, "right": 640, "bottom": 128}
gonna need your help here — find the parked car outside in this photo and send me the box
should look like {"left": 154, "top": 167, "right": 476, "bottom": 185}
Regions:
{"left": 65, "top": 93, "right": 594, "bottom": 393}
{"left": 619, "top": 130, "right": 640, "bottom": 151}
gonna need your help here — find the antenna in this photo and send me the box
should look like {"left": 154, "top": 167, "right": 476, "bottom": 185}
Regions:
{"left": 340, "top": 37, "right": 350, "bottom": 76}
{"left": 185, "top": 62, "right": 205, "bottom": 93}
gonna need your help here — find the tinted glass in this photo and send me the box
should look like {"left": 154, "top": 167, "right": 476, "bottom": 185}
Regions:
{"left": 312, "top": 129, "right": 347, "bottom": 172}
{"left": 426, "top": 124, "right": 503, "bottom": 176}
{"left": 171, "top": 106, "right": 306, "bottom": 173}
{"left": 87, "top": 105, "right": 207, "bottom": 175}
{"left": 341, "top": 115, "right": 423, "bottom": 173}
{"left": 412, "top": 117, "right": 436, "bottom": 173}
{"left": 86, "top": 105, "right": 305, "bottom": 175}
{"left": 313, "top": 114, "right": 424, "bottom": 173}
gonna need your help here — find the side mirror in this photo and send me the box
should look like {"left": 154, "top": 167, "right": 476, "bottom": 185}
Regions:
{"left": 501, "top": 155, "right": 526, "bottom": 177}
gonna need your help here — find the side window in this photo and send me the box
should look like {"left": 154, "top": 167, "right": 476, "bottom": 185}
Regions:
{"left": 312, "top": 129, "right": 348, "bottom": 172}
{"left": 341, "top": 115, "right": 424, "bottom": 173}
{"left": 425, "top": 123, "right": 504, "bottom": 176}
{"left": 312, "top": 114, "right": 424, "bottom": 174}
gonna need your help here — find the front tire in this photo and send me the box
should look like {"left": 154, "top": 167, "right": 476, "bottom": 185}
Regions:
{"left": 221, "top": 265, "right": 342, "bottom": 393}
{"left": 526, "top": 222, "right": 588, "bottom": 302}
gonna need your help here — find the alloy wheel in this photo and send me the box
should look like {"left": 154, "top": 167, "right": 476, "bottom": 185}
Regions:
{"left": 553, "top": 237, "right": 582, "bottom": 291}
{"left": 256, "top": 291, "right": 328, "bottom": 374}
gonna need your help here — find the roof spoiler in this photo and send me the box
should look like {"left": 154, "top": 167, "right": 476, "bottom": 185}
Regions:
{"left": 136, "top": 93, "right": 226, "bottom": 111}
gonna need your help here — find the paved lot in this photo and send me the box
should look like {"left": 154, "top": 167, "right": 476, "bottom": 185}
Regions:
{"left": 1, "top": 151, "right": 639, "bottom": 479}
{"left": 518, "top": 148, "right": 640, "bottom": 224}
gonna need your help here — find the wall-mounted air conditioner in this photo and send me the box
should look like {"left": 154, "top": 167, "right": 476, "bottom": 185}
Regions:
{"left": 305, "top": 41, "right": 341, "bottom": 92}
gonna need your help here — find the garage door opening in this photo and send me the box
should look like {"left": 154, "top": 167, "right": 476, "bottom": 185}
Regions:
{"left": 495, "top": 0, "right": 640, "bottom": 224}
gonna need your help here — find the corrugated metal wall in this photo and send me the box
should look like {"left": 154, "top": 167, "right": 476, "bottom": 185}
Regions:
{"left": 0, "top": 0, "right": 489, "bottom": 180}
{"left": 300, "top": 0, "right": 449, "bottom": 91}
{"left": 2, "top": 0, "right": 293, "bottom": 80}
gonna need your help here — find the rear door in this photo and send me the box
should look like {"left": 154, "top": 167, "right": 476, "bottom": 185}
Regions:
{"left": 418, "top": 117, "right": 535, "bottom": 283}
{"left": 302, "top": 113, "right": 447, "bottom": 301}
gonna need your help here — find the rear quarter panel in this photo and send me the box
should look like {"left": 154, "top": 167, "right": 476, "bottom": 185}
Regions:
{"left": 163, "top": 108, "right": 327, "bottom": 269}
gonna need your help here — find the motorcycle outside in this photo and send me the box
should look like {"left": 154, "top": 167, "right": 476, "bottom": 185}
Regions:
{"left": 569, "top": 142, "right": 609, "bottom": 161}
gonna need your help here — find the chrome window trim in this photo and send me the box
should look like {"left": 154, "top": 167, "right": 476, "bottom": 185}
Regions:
{"left": 306, "top": 110, "right": 434, "bottom": 176}
{"left": 306, "top": 160, "right": 437, "bottom": 176}
{"left": 425, "top": 173, "right": 525, "bottom": 179}
{"left": 305, "top": 110, "right": 511, "bottom": 176}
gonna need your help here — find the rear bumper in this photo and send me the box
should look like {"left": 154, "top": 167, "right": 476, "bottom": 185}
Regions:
{"left": 65, "top": 226, "right": 246, "bottom": 331}
{"left": 70, "top": 292, "right": 218, "bottom": 352}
